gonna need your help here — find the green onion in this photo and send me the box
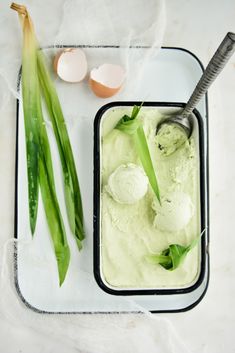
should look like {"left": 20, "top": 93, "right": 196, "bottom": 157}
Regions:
{"left": 116, "top": 104, "right": 161, "bottom": 204}
{"left": 11, "top": 3, "right": 71, "bottom": 284}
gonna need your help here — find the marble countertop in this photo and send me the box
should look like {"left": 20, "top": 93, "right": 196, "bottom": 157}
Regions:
{"left": 0, "top": 0, "right": 235, "bottom": 352}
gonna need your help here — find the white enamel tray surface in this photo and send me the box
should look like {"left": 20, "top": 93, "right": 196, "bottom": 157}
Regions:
{"left": 15, "top": 47, "right": 209, "bottom": 313}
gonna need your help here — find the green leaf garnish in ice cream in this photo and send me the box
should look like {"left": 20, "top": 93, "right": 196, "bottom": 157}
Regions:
{"left": 116, "top": 104, "right": 161, "bottom": 204}
{"left": 146, "top": 231, "right": 205, "bottom": 271}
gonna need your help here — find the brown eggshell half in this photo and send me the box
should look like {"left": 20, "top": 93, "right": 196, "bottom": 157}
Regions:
{"left": 89, "top": 63, "right": 125, "bottom": 98}
{"left": 89, "top": 78, "right": 122, "bottom": 98}
{"left": 53, "top": 48, "right": 88, "bottom": 83}
{"left": 53, "top": 50, "right": 62, "bottom": 73}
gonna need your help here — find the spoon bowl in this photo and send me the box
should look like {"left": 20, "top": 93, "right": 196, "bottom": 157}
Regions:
{"left": 157, "top": 112, "right": 192, "bottom": 138}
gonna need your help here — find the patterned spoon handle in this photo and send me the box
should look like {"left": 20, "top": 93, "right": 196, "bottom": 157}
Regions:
{"left": 182, "top": 32, "right": 235, "bottom": 118}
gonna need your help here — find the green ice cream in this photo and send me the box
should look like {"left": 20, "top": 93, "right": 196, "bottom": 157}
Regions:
{"left": 100, "top": 107, "right": 200, "bottom": 289}
{"left": 156, "top": 123, "right": 188, "bottom": 156}
{"left": 106, "top": 163, "right": 148, "bottom": 204}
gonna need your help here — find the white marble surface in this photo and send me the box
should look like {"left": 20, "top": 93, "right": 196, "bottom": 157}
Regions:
{"left": 0, "top": 0, "right": 235, "bottom": 352}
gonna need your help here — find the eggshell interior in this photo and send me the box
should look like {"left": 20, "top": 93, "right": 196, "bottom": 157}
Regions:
{"left": 56, "top": 48, "right": 88, "bottom": 83}
{"left": 90, "top": 64, "right": 125, "bottom": 88}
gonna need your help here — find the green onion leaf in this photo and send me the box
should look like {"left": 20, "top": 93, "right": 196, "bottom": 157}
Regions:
{"left": 115, "top": 104, "right": 161, "bottom": 204}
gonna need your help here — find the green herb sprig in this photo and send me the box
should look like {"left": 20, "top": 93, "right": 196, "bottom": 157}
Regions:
{"left": 116, "top": 104, "right": 161, "bottom": 204}
{"left": 146, "top": 230, "right": 205, "bottom": 271}
{"left": 37, "top": 49, "right": 84, "bottom": 250}
{"left": 11, "top": 3, "right": 85, "bottom": 285}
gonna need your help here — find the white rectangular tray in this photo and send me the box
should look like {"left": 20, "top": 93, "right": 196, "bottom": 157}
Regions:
{"left": 14, "top": 46, "right": 209, "bottom": 313}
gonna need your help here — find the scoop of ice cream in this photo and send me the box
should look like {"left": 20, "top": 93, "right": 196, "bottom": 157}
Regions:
{"left": 152, "top": 191, "right": 194, "bottom": 232}
{"left": 156, "top": 123, "right": 188, "bottom": 156}
{"left": 106, "top": 164, "right": 148, "bottom": 204}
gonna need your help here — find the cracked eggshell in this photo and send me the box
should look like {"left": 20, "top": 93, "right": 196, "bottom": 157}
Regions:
{"left": 89, "top": 63, "right": 125, "bottom": 98}
{"left": 54, "top": 48, "right": 88, "bottom": 83}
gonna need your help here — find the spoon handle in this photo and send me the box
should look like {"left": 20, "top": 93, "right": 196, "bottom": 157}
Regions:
{"left": 182, "top": 32, "right": 235, "bottom": 118}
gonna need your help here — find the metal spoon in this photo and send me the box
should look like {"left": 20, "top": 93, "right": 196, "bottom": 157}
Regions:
{"left": 157, "top": 32, "right": 235, "bottom": 137}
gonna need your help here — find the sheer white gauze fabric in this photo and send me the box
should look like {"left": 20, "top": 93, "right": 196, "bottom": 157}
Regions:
{"left": 0, "top": 240, "right": 190, "bottom": 353}
{"left": 0, "top": 0, "right": 191, "bottom": 352}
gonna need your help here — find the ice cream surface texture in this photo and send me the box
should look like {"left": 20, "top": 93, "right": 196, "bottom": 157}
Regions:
{"left": 152, "top": 191, "right": 194, "bottom": 232}
{"left": 156, "top": 123, "right": 188, "bottom": 156}
{"left": 106, "top": 163, "right": 148, "bottom": 204}
{"left": 101, "top": 107, "right": 201, "bottom": 289}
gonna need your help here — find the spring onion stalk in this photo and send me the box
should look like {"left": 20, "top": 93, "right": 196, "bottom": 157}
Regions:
{"left": 11, "top": 3, "right": 70, "bottom": 285}
{"left": 116, "top": 105, "right": 161, "bottom": 204}
{"left": 37, "top": 51, "right": 84, "bottom": 249}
